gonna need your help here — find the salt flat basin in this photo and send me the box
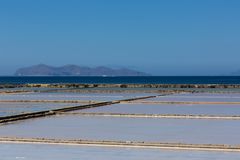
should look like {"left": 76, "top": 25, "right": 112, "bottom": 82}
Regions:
{"left": 0, "top": 92, "right": 154, "bottom": 101}
{"left": 0, "top": 102, "right": 82, "bottom": 117}
{"left": 0, "top": 116, "right": 240, "bottom": 145}
{"left": 74, "top": 103, "right": 240, "bottom": 116}
{"left": 145, "top": 93, "right": 240, "bottom": 102}
{"left": 0, "top": 143, "right": 240, "bottom": 160}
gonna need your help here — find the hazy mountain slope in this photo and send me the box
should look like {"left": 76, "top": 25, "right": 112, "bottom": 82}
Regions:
{"left": 15, "top": 64, "right": 150, "bottom": 76}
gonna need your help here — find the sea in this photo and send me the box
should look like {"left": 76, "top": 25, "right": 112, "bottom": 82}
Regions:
{"left": 0, "top": 76, "right": 240, "bottom": 84}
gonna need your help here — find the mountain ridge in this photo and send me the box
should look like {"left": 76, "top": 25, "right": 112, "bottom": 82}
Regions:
{"left": 15, "top": 64, "right": 150, "bottom": 76}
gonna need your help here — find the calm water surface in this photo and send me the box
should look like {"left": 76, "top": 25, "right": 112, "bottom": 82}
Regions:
{"left": 1, "top": 143, "right": 240, "bottom": 160}
{"left": 0, "top": 116, "right": 239, "bottom": 145}
{"left": 0, "top": 102, "right": 82, "bottom": 117}
{"left": 0, "top": 92, "right": 154, "bottom": 101}
{"left": 76, "top": 103, "right": 240, "bottom": 116}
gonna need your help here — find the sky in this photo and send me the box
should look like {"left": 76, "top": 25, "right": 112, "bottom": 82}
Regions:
{"left": 0, "top": 0, "right": 240, "bottom": 76}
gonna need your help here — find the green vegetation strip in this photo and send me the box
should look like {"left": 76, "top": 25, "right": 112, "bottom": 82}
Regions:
{"left": 0, "top": 95, "right": 157, "bottom": 124}
{"left": 0, "top": 137, "right": 240, "bottom": 152}
{"left": 59, "top": 112, "right": 240, "bottom": 120}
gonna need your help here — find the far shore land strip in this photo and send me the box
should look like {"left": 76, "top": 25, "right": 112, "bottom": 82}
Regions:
{"left": 0, "top": 83, "right": 240, "bottom": 152}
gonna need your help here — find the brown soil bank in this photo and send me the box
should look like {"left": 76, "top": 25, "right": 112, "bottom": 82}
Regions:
{"left": 126, "top": 101, "right": 240, "bottom": 105}
{"left": 1, "top": 137, "right": 240, "bottom": 152}
{"left": 0, "top": 90, "right": 32, "bottom": 94}
{"left": 62, "top": 112, "right": 240, "bottom": 120}
{"left": 0, "top": 84, "right": 24, "bottom": 89}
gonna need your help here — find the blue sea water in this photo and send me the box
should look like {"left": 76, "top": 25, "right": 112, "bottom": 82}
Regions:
{"left": 0, "top": 76, "right": 240, "bottom": 84}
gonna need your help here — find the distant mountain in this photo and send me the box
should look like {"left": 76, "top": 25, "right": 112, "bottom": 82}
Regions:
{"left": 15, "top": 64, "right": 150, "bottom": 76}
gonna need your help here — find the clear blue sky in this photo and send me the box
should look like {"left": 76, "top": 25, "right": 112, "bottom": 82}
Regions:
{"left": 0, "top": 0, "right": 240, "bottom": 75}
